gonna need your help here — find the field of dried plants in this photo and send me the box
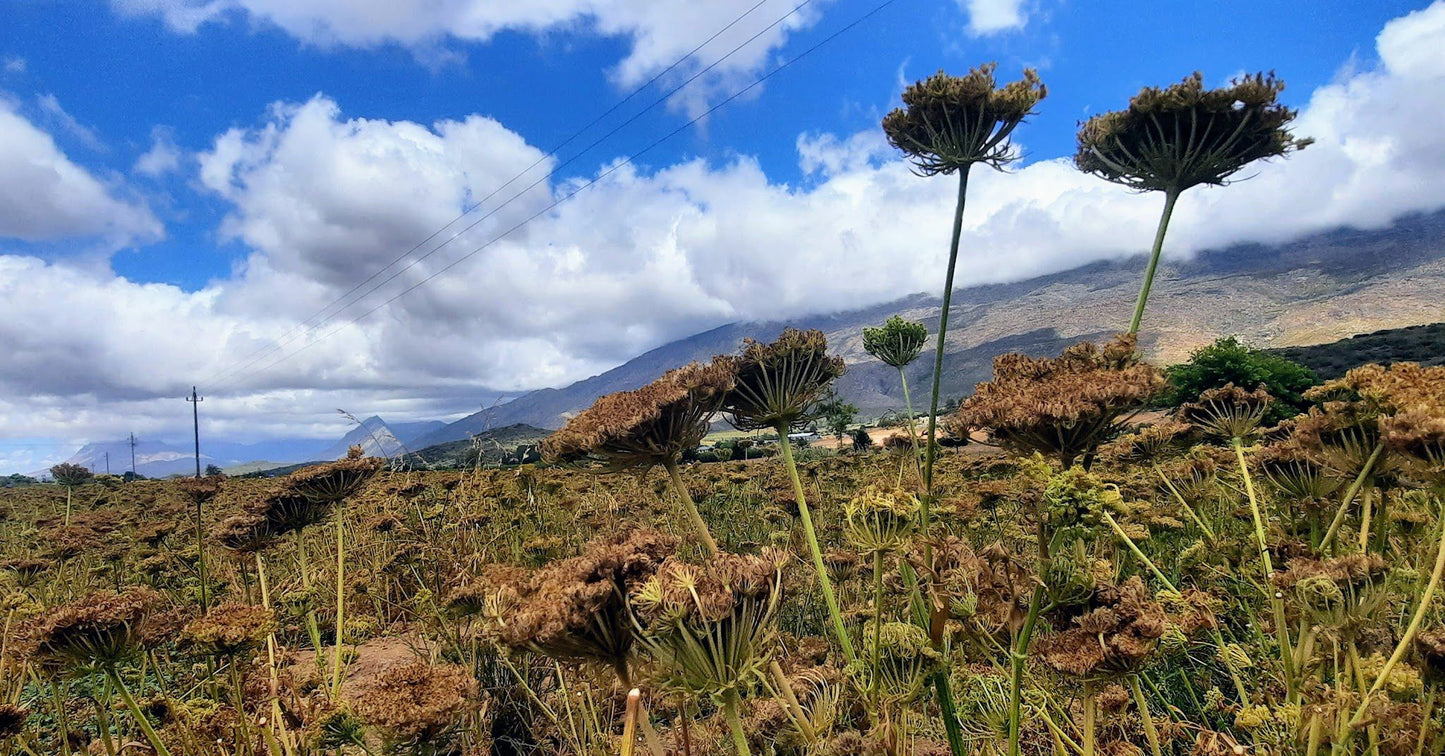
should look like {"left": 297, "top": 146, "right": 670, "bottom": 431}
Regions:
{"left": 4, "top": 64, "right": 1443, "bottom": 756}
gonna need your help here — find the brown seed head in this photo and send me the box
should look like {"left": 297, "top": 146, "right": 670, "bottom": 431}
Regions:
{"left": 1179, "top": 383, "right": 1274, "bottom": 440}
{"left": 181, "top": 603, "right": 276, "bottom": 656}
{"left": 1075, "top": 72, "right": 1310, "bottom": 194}
{"left": 1040, "top": 577, "right": 1166, "bottom": 679}
{"left": 351, "top": 661, "right": 478, "bottom": 745}
{"left": 286, "top": 452, "right": 383, "bottom": 504}
{"left": 36, "top": 587, "right": 159, "bottom": 668}
{"left": 541, "top": 360, "right": 735, "bottom": 470}
{"left": 720, "top": 329, "right": 845, "bottom": 432}
{"left": 883, "top": 64, "right": 1046, "bottom": 175}
{"left": 953, "top": 335, "right": 1165, "bottom": 465}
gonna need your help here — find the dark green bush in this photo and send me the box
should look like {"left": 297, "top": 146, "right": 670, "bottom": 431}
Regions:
{"left": 1164, "top": 336, "right": 1318, "bottom": 423}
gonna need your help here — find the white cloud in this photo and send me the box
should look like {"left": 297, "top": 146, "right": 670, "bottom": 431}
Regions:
{"left": 134, "top": 126, "right": 183, "bottom": 177}
{"left": 0, "top": 101, "right": 161, "bottom": 244}
{"left": 961, "top": 0, "right": 1028, "bottom": 35}
{"left": 5, "top": 2, "right": 1445, "bottom": 472}
{"left": 2, "top": 57, "right": 25, "bottom": 74}
{"left": 113, "top": 0, "right": 828, "bottom": 114}
{"left": 37, "top": 93, "right": 107, "bottom": 152}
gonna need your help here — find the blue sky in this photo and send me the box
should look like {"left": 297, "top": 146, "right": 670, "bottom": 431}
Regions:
{"left": 1, "top": 0, "right": 1443, "bottom": 473}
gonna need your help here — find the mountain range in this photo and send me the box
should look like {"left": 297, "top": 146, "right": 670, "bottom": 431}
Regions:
{"left": 412, "top": 210, "right": 1445, "bottom": 446}
{"left": 39, "top": 210, "right": 1445, "bottom": 476}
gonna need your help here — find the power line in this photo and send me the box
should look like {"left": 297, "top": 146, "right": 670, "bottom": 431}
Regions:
{"left": 214, "top": 0, "right": 903, "bottom": 392}
{"left": 202, "top": 0, "right": 796, "bottom": 389}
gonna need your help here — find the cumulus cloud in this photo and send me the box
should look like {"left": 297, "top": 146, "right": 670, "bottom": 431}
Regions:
{"left": 112, "top": 0, "right": 827, "bottom": 114}
{"left": 960, "top": 0, "right": 1028, "bottom": 35}
{"left": 134, "top": 126, "right": 183, "bottom": 177}
{"left": 36, "top": 93, "right": 107, "bottom": 152}
{"left": 5, "top": 2, "right": 1445, "bottom": 471}
{"left": 0, "top": 101, "right": 161, "bottom": 244}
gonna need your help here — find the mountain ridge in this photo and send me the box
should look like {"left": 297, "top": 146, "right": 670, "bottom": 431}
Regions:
{"left": 416, "top": 210, "right": 1445, "bottom": 445}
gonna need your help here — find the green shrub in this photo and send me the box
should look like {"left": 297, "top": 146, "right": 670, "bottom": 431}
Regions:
{"left": 1165, "top": 336, "right": 1318, "bottom": 423}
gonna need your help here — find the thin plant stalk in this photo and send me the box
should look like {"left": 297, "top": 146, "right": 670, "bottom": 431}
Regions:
{"left": 1007, "top": 521, "right": 1050, "bottom": 756}
{"left": 1319, "top": 443, "right": 1385, "bottom": 551}
{"left": 1081, "top": 681, "right": 1096, "bottom": 756}
{"left": 721, "top": 690, "right": 751, "bottom": 756}
{"left": 922, "top": 166, "right": 972, "bottom": 505}
{"left": 1335, "top": 511, "right": 1445, "bottom": 753}
{"left": 869, "top": 550, "right": 885, "bottom": 705}
{"left": 1129, "top": 676, "right": 1163, "bottom": 756}
{"left": 919, "top": 165, "right": 974, "bottom": 756}
{"left": 195, "top": 500, "right": 210, "bottom": 611}
{"left": 256, "top": 553, "right": 292, "bottom": 753}
{"left": 898, "top": 368, "right": 924, "bottom": 489}
{"left": 664, "top": 459, "right": 720, "bottom": 558}
{"left": 294, "top": 532, "right": 325, "bottom": 667}
{"left": 775, "top": 426, "right": 856, "bottom": 663}
{"left": 331, "top": 504, "right": 346, "bottom": 697}
{"left": 1232, "top": 437, "right": 1295, "bottom": 688}
{"left": 1128, "top": 189, "right": 1180, "bottom": 334}
{"left": 106, "top": 668, "right": 173, "bottom": 756}
{"left": 620, "top": 689, "right": 640, "bottom": 756}
{"left": 1155, "top": 464, "right": 1215, "bottom": 540}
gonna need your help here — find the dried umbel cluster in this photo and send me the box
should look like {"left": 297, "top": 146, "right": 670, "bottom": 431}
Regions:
{"left": 482, "top": 531, "right": 675, "bottom": 684}
{"left": 34, "top": 587, "right": 158, "bottom": 669}
{"left": 1075, "top": 72, "right": 1310, "bottom": 194}
{"left": 843, "top": 486, "right": 920, "bottom": 554}
{"left": 862, "top": 316, "right": 928, "bottom": 369}
{"left": 720, "top": 329, "right": 845, "bottom": 432}
{"left": 1040, "top": 577, "right": 1166, "bottom": 680}
{"left": 287, "top": 446, "right": 383, "bottom": 504}
{"left": 846, "top": 622, "right": 942, "bottom": 704}
{"left": 49, "top": 462, "right": 92, "bottom": 487}
{"left": 1292, "top": 363, "right": 1445, "bottom": 479}
{"left": 175, "top": 475, "right": 223, "bottom": 504}
{"left": 1179, "top": 383, "right": 1274, "bottom": 440}
{"left": 350, "top": 661, "right": 479, "bottom": 749}
{"left": 632, "top": 550, "right": 786, "bottom": 698}
{"left": 953, "top": 335, "right": 1165, "bottom": 466}
{"left": 541, "top": 360, "right": 736, "bottom": 470}
{"left": 180, "top": 603, "right": 276, "bottom": 656}
{"left": 883, "top": 64, "right": 1046, "bottom": 175}
{"left": 1273, "top": 554, "right": 1389, "bottom": 634}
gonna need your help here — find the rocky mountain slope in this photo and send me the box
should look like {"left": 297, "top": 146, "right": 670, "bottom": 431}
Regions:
{"left": 414, "top": 211, "right": 1445, "bottom": 446}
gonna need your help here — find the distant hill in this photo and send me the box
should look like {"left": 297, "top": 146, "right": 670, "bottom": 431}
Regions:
{"left": 415, "top": 210, "right": 1445, "bottom": 443}
{"left": 404, "top": 424, "right": 550, "bottom": 469}
{"left": 1268, "top": 322, "right": 1445, "bottom": 379}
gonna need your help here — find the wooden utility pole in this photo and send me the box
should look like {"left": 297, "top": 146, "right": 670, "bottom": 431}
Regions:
{"left": 129, "top": 433, "right": 137, "bottom": 477}
{"left": 104, "top": 451, "right": 110, "bottom": 475}
{"left": 187, "top": 387, "right": 204, "bottom": 478}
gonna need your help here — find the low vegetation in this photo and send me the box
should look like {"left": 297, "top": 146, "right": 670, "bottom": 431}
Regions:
{"left": 5, "top": 65, "right": 1442, "bottom": 756}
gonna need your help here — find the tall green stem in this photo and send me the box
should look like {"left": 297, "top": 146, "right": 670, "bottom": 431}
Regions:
{"left": 1008, "top": 522, "right": 1050, "bottom": 756}
{"left": 106, "top": 669, "right": 173, "bottom": 756}
{"left": 1128, "top": 189, "right": 1180, "bottom": 334}
{"left": 920, "top": 167, "right": 974, "bottom": 756}
{"left": 869, "top": 550, "right": 885, "bottom": 705}
{"left": 664, "top": 459, "right": 720, "bottom": 558}
{"left": 1130, "top": 675, "right": 1163, "bottom": 756}
{"left": 1320, "top": 443, "right": 1384, "bottom": 552}
{"left": 923, "top": 166, "right": 971, "bottom": 502}
{"left": 331, "top": 503, "right": 346, "bottom": 697}
{"left": 194, "top": 500, "right": 210, "bottom": 611}
{"left": 776, "top": 427, "right": 856, "bottom": 663}
{"left": 295, "top": 532, "right": 324, "bottom": 667}
{"left": 722, "top": 690, "right": 751, "bottom": 756}
{"left": 1233, "top": 437, "right": 1294, "bottom": 688}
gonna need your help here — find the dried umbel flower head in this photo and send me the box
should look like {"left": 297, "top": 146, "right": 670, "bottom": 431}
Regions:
{"left": 883, "top": 64, "right": 1046, "bottom": 175}
{"left": 0, "top": 704, "right": 27, "bottom": 740}
{"left": 843, "top": 486, "right": 920, "bottom": 554}
{"left": 211, "top": 513, "right": 275, "bottom": 554}
{"left": 492, "top": 531, "right": 674, "bottom": 684}
{"left": 1075, "top": 72, "right": 1310, "bottom": 194}
{"left": 541, "top": 360, "right": 735, "bottom": 470}
{"left": 1274, "top": 554, "right": 1388, "bottom": 634}
{"left": 1382, "top": 405, "right": 1445, "bottom": 487}
{"left": 953, "top": 335, "right": 1165, "bottom": 466}
{"left": 720, "top": 329, "right": 846, "bottom": 432}
{"left": 1415, "top": 629, "right": 1445, "bottom": 685}
{"left": 1256, "top": 439, "right": 1340, "bottom": 503}
{"left": 181, "top": 603, "right": 276, "bottom": 657}
{"left": 36, "top": 587, "right": 158, "bottom": 669}
{"left": 862, "top": 316, "right": 928, "bottom": 369}
{"left": 286, "top": 448, "right": 383, "bottom": 504}
{"left": 49, "top": 462, "right": 93, "bottom": 487}
{"left": 1179, "top": 384, "right": 1274, "bottom": 441}
{"left": 1040, "top": 577, "right": 1166, "bottom": 680}
{"left": 1103, "top": 419, "right": 1197, "bottom": 464}
{"left": 844, "top": 622, "right": 942, "bottom": 703}
{"left": 351, "top": 661, "right": 478, "bottom": 749}
{"left": 632, "top": 550, "right": 786, "bottom": 699}
{"left": 2, "top": 557, "right": 50, "bottom": 588}
{"left": 176, "top": 475, "right": 223, "bottom": 504}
